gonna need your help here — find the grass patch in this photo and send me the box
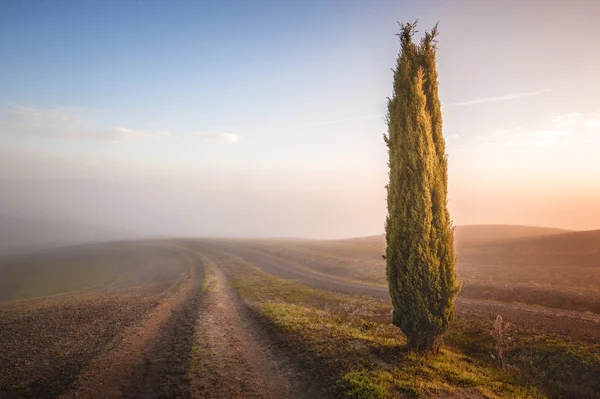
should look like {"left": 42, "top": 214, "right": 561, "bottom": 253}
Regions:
{"left": 188, "top": 255, "right": 217, "bottom": 377}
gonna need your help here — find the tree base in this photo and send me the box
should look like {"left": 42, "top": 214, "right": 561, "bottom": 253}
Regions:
{"left": 405, "top": 334, "right": 443, "bottom": 354}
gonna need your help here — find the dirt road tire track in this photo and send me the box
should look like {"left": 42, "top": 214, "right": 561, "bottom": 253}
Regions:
{"left": 120, "top": 250, "right": 205, "bottom": 399}
{"left": 188, "top": 250, "right": 328, "bottom": 399}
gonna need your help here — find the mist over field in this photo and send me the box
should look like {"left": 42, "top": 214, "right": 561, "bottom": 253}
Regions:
{"left": 2, "top": 168, "right": 600, "bottom": 254}
{"left": 0, "top": 172, "right": 386, "bottom": 248}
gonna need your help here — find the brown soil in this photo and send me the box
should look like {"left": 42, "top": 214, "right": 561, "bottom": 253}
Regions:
{"left": 118, "top": 251, "right": 205, "bottom": 399}
{"left": 456, "top": 297, "right": 600, "bottom": 342}
{"left": 0, "top": 287, "right": 165, "bottom": 399}
{"left": 189, "top": 255, "right": 327, "bottom": 399}
{"left": 61, "top": 252, "right": 202, "bottom": 398}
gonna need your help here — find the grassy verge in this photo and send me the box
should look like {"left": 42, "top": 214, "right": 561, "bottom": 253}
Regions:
{"left": 189, "top": 255, "right": 217, "bottom": 379}
{"left": 213, "top": 251, "right": 598, "bottom": 398}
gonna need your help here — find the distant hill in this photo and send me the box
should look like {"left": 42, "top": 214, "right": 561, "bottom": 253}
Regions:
{"left": 454, "top": 224, "right": 572, "bottom": 248}
{"left": 311, "top": 225, "right": 599, "bottom": 312}
{"left": 337, "top": 224, "right": 598, "bottom": 271}
{"left": 0, "top": 214, "right": 134, "bottom": 257}
{"left": 333, "top": 224, "right": 572, "bottom": 249}
{"left": 461, "top": 228, "right": 600, "bottom": 268}
{"left": 247, "top": 225, "right": 599, "bottom": 313}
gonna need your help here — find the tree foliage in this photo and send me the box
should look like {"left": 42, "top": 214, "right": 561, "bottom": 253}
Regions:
{"left": 384, "top": 21, "right": 460, "bottom": 353}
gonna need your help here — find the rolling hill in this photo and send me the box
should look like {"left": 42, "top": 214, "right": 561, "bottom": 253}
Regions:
{"left": 458, "top": 228, "right": 600, "bottom": 268}
{"left": 454, "top": 224, "right": 572, "bottom": 248}
{"left": 0, "top": 214, "right": 134, "bottom": 257}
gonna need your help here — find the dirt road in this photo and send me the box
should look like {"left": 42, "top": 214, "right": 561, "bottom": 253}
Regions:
{"left": 188, "top": 252, "right": 326, "bottom": 399}
{"left": 197, "top": 241, "right": 600, "bottom": 343}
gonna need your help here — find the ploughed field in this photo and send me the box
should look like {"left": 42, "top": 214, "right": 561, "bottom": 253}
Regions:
{"left": 1, "top": 227, "right": 599, "bottom": 398}
{"left": 0, "top": 243, "right": 196, "bottom": 398}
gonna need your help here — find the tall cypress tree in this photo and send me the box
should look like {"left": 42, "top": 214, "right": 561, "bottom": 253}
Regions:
{"left": 384, "top": 22, "right": 459, "bottom": 353}
{"left": 420, "top": 25, "right": 460, "bottom": 345}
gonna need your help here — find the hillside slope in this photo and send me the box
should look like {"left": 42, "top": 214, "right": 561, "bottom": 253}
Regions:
{"left": 0, "top": 214, "right": 133, "bottom": 256}
{"left": 454, "top": 224, "right": 571, "bottom": 248}
{"left": 459, "top": 228, "right": 600, "bottom": 268}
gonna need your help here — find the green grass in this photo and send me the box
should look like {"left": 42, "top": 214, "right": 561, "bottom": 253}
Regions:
{"left": 189, "top": 256, "right": 217, "bottom": 379}
{"left": 259, "top": 302, "right": 542, "bottom": 398}
{"left": 213, "top": 252, "right": 556, "bottom": 398}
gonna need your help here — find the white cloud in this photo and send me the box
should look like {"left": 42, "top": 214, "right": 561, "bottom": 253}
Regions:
{"left": 445, "top": 88, "right": 551, "bottom": 107}
{"left": 551, "top": 112, "right": 600, "bottom": 130}
{"left": 2, "top": 105, "right": 170, "bottom": 143}
{"left": 109, "top": 127, "right": 170, "bottom": 142}
{"left": 197, "top": 133, "right": 241, "bottom": 143}
{"left": 479, "top": 111, "right": 600, "bottom": 148}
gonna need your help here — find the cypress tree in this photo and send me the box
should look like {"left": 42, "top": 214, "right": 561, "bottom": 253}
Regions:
{"left": 384, "top": 22, "right": 459, "bottom": 353}
{"left": 420, "top": 25, "right": 460, "bottom": 346}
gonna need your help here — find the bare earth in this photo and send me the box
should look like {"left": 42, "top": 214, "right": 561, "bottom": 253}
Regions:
{"left": 189, "top": 253, "right": 325, "bottom": 399}
{"left": 59, "top": 251, "right": 200, "bottom": 399}
{"left": 0, "top": 285, "right": 176, "bottom": 399}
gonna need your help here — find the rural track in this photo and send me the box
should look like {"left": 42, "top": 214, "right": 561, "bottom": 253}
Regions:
{"left": 120, "top": 247, "right": 206, "bottom": 399}
{"left": 186, "top": 249, "right": 328, "bottom": 399}
{"left": 198, "top": 241, "right": 600, "bottom": 344}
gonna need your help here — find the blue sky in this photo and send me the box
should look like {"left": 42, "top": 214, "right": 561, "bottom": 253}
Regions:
{"left": 1, "top": 0, "right": 600, "bottom": 237}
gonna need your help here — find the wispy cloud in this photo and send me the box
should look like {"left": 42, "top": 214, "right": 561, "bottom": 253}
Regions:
{"left": 196, "top": 132, "right": 241, "bottom": 143}
{"left": 551, "top": 112, "right": 600, "bottom": 130}
{"left": 479, "top": 111, "right": 600, "bottom": 148}
{"left": 2, "top": 105, "right": 170, "bottom": 143}
{"left": 109, "top": 127, "right": 170, "bottom": 142}
{"left": 445, "top": 89, "right": 552, "bottom": 107}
